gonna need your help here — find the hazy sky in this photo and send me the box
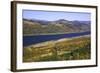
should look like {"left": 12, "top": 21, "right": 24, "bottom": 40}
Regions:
{"left": 23, "top": 10, "right": 91, "bottom": 21}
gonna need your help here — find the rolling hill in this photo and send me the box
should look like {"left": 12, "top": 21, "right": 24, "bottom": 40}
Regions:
{"left": 23, "top": 18, "right": 90, "bottom": 35}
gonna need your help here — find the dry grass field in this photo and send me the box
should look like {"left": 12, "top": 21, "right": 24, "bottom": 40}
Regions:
{"left": 23, "top": 36, "right": 91, "bottom": 62}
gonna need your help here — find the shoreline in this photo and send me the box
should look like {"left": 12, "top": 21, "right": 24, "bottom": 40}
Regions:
{"left": 24, "top": 35, "right": 90, "bottom": 48}
{"left": 23, "top": 31, "right": 90, "bottom": 36}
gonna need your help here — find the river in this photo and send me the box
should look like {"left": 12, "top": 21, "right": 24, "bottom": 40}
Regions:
{"left": 23, "top": 31, "right": 90, "bottom": 47}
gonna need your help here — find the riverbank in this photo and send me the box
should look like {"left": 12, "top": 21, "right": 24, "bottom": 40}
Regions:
{"left": 23, "top": 31, "right": 90, "bottom": 36}
{"left": 24, "top": 35, "right": 90, "bottom": 48}
{"left": 23, "top": 35, "right": 91, "bottom": 62}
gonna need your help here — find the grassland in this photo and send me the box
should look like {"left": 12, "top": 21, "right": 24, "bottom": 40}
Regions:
{"left": 23, "top": 36, "right": 91, "bottom": 62}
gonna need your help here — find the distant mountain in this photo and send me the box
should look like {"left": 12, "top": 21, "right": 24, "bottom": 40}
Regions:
{"left": 23, "top": 18, "right": 50, "bottom": 25}
{"left": 23, "top": 18, "right": 90, "bottom": 35}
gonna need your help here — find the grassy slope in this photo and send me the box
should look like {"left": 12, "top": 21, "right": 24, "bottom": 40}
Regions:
{"left": 23, "top": 36, "right": 91, "bottom": 62}
{"left": 23, "top": 19, "right": 90, "bottom": 35}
